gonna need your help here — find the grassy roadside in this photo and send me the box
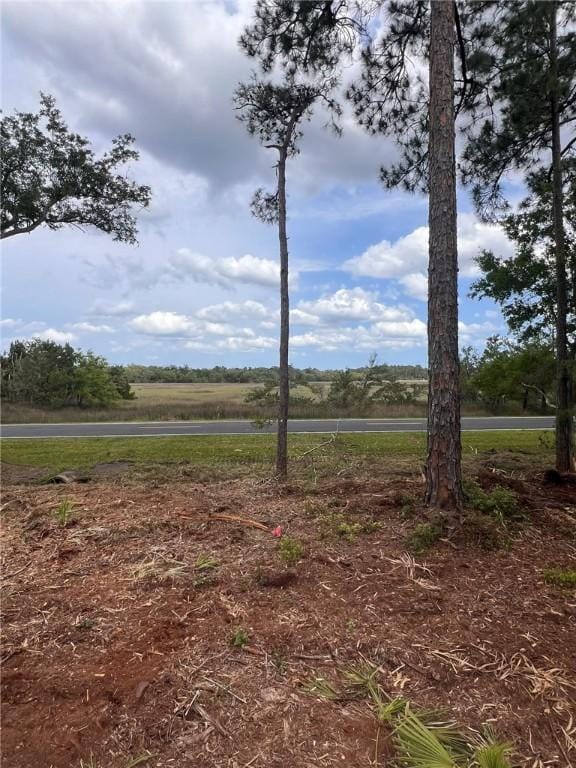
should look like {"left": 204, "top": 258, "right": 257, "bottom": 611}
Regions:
{"left": 1, "top": 430, "right": 554, "bottom": 474}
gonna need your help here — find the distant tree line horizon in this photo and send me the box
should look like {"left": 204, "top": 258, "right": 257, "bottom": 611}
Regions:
{"left": 0, "top": 337, "right": 558, "bottom": 417}
{"left": 124, "top": 361, "right": 428, "bottom": 384}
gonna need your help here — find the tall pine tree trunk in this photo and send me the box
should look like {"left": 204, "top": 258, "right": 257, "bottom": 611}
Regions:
{"left": 425, "top": 0, "right": 463, "bottom": 509}
{"left": 550, "top": 1, "right": 575, "bottom": 472}
{"left": 276, "top": 149, "right": 289, "bottom": 478}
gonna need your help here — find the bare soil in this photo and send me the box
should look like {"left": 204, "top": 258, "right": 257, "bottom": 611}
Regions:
{"left": 1, "top": 465, "right": 575, "bottom": 768}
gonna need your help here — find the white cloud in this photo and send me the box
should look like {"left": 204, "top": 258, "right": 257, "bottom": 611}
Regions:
{"left": 0, "top": 318, "right": 22, "bottom": 328}
{"left": 400, "top": 273, "right": 428, "bottom": 302}
{"left": 129, "top": 311, "right": 203, "bottom": 338}
{"left": 70, "top": 322, "right": 115, "bottom": 333}
{"left": 344, "top": 214, "right": 513, "bottom": 280}
{"left": 458, "top": 320, "right": 501, "bottom": 344}
{"left": 35, "top": 328, "right": 77, "bottom": 344}
{"left": 128, "top": 310, "right": 262, "bottom": 342}
{"left": 196, "top": 300, "right": 273, "bottom": 323}
{"left": 169, "top": 250, "right": 291, "bottom": 289}
{"left": 89, "top": 299, "right": 136, "bottom": 317}
{"left": 292, "top": 288, "right": 413, "bottom": 326}
{"left": 292, "top": 318, "right": 426, "bottom": 352}
{"left": 214, "top": 335, "right": 277, "bottom": 352}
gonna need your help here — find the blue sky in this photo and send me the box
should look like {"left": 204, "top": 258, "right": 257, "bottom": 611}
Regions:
{"left": 1, "top": 0, "right": 513, "bottom": 369}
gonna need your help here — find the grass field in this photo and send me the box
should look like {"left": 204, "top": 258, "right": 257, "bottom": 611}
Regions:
{"left": 0, "top": 380, "right": 512, "bottom": 424}
{"left": 1, "top": 429, "right": 554, "bottom": 476}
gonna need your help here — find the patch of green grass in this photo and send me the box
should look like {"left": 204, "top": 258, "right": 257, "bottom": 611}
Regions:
{"left": 544, "top": 568, "right": 576, "bottom": 587}
{"left": 53, "top": 498, "right": 75, "bottom": 527}
{"left": 277, "top": 536, "right": 305, "bottom": 565}
{"left": 406, "top": 521, "right": 443, "bottom": 553}
{"left": 192, "top": 553, "right": 219, "bottom": 587}
{"left": 463, "top": 512, "right": 511, "bottom": 551}
{"left": 463, "top": 480, "right": 521, "bottom": 520}
{"left": 230, "top": 627, "right": 249, "bottom": 648}
{"left": 1, "top": 430, "right": 553, "bottom": 476}
{"left": 317, "top": 509, "right": 381, "bottom": 542}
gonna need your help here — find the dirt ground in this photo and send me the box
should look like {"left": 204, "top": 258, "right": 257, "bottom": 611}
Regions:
{"left": 1, "top": 462, "right": 575, "bottom": 768}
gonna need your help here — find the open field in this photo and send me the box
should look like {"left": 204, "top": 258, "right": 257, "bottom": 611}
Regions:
{"left": 1, "top": 380, "right": 515, "bottom": 424}
{"left": 0, "top": 429, "right": 556, "bottom": 478}
{"left": 1, "top": 433, "right": 575, "bottom": 768}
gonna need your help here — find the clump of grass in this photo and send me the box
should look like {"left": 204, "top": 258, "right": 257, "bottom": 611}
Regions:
{"left": 278, "top": 536, "right": 305, "bottom": 565}
{"left": 406, "top": 521, "right": 443, "bottom": 553}
{"left": 131, "top": 556, "right": 188, "bottom": 582}
{"left": 75, "top": 617, "right": 96, "bottom": 630}
{"left": 318, "top": 510, "right": 379, "bottom": 542}
{"left": 303, "top": 499, "right": 327, "bottom": 518}
{"left": 53, "top": 498, "right": 75, "bottom": 527}
{"left": 303, "top": 675, "right": 340, "bottom": 700}
{"left": 230, "top": 627, "right": 249, "bottom": 648}
{"left": 463, "top": 480, "right": 521, "bottom": 521}
{"left": 464, "top": 513, "right": 511, "bottom": 551}
{"left": 194, "top": 553, "right": 219, "bottom": 571}
{"left": 193, "top": 553, "right": 219, "bottom": 587}
{"left": 544, "top": 568, "right": 576, "bottom": 587}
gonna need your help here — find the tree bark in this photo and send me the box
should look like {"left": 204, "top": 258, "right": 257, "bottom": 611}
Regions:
{"left": 276, "top": 148, "right": 289, "bottom": 478}
{"left": 425, "top": 0, "right": 463, "bottom": 510}
{"left": 549, "top": 1, "right": 575, "bottom": 472}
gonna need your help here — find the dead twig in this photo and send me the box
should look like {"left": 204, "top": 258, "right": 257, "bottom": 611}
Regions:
{"left": 202, "top": 675, "right": 247, "bottom": 704}
{"left": 1, "top": 561, "right": 32, "bottom": 580}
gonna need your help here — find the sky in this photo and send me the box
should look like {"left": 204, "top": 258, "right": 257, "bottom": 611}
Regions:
{"left": 1, "top": 0, "right": 516, "bottom": 369}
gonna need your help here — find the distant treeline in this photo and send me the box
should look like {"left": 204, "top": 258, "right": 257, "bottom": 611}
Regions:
{"left": 125, "top": 363, "right": 428, "bottom": 384}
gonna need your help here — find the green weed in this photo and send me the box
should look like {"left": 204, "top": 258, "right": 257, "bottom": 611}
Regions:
{"left": 406, "top": 521, "right": 443, "bottom": 553}
{"left": 53, "top": 499, "right": 75, "bottom": 527}
{"left": 318, "top": 510, "right": 379, "bottom": 542}
{"left": 230, "top": 627, "right": 249, "bottom": 648}
{"left": 463, "top": 480, "right": 521, "bottom": 521}
{"left": 544, "top": 568, "right": 576, "bottom": 587}
{"left": 278, "top": 536, "right": 305, "bottom": 565}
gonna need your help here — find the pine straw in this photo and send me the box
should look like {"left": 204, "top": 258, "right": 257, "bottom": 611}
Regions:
{"left": 1, "top": 472, "right": 575, "bottom": 767}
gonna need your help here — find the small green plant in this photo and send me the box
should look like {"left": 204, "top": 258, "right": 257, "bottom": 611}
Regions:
{"left": 464, "top": 513, "right": 510, "bottom": 551}
{"left": 303, "top": 499, "right": 327, "bottom": 518}
{"left": 131, "top": 556, "right": 187, "bottom": 582}
{"left": 544, "top": 568, "right": 576, "bottom": 587}
{"left": 230, "top": 627, "right": 249, "bottom": 648}
{"left": 193, "top": 553, "right": 219, "bottom": 587}
{"left": 303, "top": 675, "right": 340, "bottom": 700}
{"left": 278, "top": 536, "right": 305, "bottom": 565}
{"left": 393, "top": 709, "right": 469, "bottom": 766}
{"left": 473, "top": 738, "right": 513, "bottom": 768}
{"left": 406, "top": 522, "right": 443, "bottom": 554}
{"left": 463, "top": 480, "right": 520, "bottom": 521}
{"left": 75, "top": 617, "right": 96, "bottom": 630}
{"left": 271, "top": 650, "right": 287, "bottom": 674}
{"left": 194, "top": 553, "right": 219, "bottom": 571}
{"left": 318, "top": 510, "right": 378, "bottom": 542}
{"left": 53, "top": 499, "right": 75, "bottom": 527}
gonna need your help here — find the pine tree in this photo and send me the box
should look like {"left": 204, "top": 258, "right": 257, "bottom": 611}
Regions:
{"left": 234, "top": 78, "right": 336, "bottom": 478}
{"left": 460, "top": 1, "right": 576, "bottom": 471}
{"left": 241, "top": 1, "right": 467, "bottom": 507}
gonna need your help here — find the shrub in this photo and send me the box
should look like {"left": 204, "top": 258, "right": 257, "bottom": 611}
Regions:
{"left": 278, "top": 536, "right": 305, "bottom": 565}
{"left": 406, "top": 522, "right": 443, "bottom": 553}
{"left": 544, "top": 569, "right": 576, "bottom": 587}
{"left": 230, "top": 627, "right": 249, "bottom": 648}
{"left": 463, "top": 480, "right": 521, "bottom": 520}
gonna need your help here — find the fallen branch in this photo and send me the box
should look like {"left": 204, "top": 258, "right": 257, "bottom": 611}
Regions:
{"left": 294, "top": 432, "right": 338, "bottom": 461}
{"left": 208, "top": 514, "right": 270, "bottom": 532}
{"left": 521, "top": 382, "right": 556, "bottom": 409}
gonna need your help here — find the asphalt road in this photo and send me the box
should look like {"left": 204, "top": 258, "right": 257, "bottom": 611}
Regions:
{"left": 0, "top": 416, "right": 555, "bottom": 439}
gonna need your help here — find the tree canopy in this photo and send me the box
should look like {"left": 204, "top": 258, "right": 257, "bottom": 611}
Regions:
{"left": 1, "top": 339, "right": 134, "bottom": 408}
{"left": 471, "top": 164, "right": 576, "bottom": 352}
{"left": 1, "top": 94, "right": 151, "bottom": 243}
